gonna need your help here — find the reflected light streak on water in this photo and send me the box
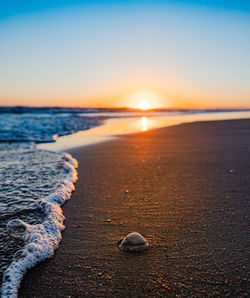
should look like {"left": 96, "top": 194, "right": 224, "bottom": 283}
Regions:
{"left": 38, "top": 111, "right": 250, "bottom": 152}
{"left": 140, "top": 117, "right": 148, "bottom": 131}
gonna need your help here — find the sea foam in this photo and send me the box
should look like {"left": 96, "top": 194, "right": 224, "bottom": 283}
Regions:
{"left": 1, "top": 153, "right": 78, "bottom": 298}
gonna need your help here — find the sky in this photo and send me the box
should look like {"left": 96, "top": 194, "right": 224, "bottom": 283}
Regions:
{"left": 0, "top": 0, "right": 249, "bottom": 108}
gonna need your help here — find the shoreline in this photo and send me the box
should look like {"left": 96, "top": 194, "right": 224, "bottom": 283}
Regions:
{"left": 19, "top": 118, "right": 249, "bottom": 297}
{"left": 37, "top": 111, "right": 250, "bottom": 152}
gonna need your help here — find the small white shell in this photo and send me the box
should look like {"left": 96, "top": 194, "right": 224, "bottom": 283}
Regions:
{"left": 119, "top": 232, "right": 149, "bottom": 252}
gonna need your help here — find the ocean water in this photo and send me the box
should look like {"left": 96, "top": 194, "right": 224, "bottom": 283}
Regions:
{"left": 0, "top": 113, "right": 104, "bottom": 143}
{"left": 0, "top": 111, "right": 103, "bottom": 297}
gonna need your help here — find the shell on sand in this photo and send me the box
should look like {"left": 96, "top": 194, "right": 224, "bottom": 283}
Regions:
{"left": 119, "top": 232, "right": 149, "bottom": 252}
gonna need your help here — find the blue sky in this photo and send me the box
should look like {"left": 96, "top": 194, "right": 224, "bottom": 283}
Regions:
{"left": 0, "top": 0, "right": 249, "bottom": 108}
{"left": 1, "top": 1, "right": 250, "bottom": 19}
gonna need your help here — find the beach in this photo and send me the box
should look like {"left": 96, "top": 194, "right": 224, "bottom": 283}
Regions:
{"left": 18, "top": 119, "right": 249, "bottom": 297}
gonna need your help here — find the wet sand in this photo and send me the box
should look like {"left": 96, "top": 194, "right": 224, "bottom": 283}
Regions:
{"left": 19, "top": 119, "right": 249, "bottom": 297}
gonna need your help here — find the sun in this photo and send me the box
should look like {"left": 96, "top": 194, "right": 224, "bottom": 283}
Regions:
{"left": 137, "top": 99, "right": 151, "bottom": 111}
{"left": 126, "top": 91, "right": 164, "bottom": 110}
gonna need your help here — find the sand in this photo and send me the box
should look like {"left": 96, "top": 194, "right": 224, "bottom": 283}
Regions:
{"left": 19, "top": 119, "right": 249, "bottom": 297}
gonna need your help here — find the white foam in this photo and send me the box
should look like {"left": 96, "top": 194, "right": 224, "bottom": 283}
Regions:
{"left": 1, "top": 153, "right": 78, "bottom": 298}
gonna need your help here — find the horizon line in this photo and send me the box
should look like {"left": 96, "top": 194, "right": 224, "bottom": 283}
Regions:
{"left": 1, "top": 105, "right": 250, "bottom": 112}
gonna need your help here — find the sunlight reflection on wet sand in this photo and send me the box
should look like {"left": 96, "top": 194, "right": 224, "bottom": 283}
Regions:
{"left": 38, "top": 111, "right": 250, "bottom": 152}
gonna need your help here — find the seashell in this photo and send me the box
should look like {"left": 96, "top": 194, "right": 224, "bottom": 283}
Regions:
{"left": 119, "top": 232, "right": 149, "bottom": 252}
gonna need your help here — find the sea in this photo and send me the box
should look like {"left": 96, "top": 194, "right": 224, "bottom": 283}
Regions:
{"left": 1, "top": 107, "right": 250, "bottom": 297}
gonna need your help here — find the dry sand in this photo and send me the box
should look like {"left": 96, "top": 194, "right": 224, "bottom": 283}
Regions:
{"left": 19, "top": 119, "right": 250, "bottom": 297}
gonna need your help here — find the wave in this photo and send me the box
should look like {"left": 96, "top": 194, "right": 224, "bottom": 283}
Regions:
{"left": 1, "top": 153, "right": 78, "bottom": 298}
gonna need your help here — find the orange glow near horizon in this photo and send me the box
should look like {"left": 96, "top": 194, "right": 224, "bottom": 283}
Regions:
{"left": 2, "top": 87, "right": 250, "bottom": 110}
{"left": 2, "top": 90, "right": 249, "bottom": 110}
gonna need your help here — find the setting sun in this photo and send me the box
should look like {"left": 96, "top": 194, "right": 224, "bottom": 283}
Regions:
{"left": 126, "top": 90, "right": 167, "bottom": 110}
{"left": 137, "top": 100, "right": 151, "bottom": 110}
